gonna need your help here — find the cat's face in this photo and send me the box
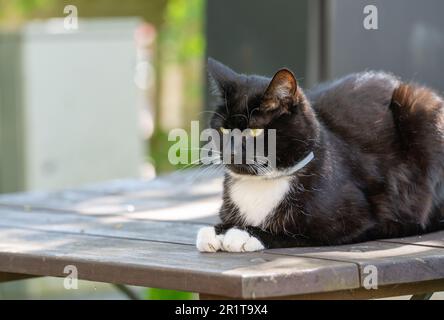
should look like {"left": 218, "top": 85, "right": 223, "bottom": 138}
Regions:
{"left": 207, "top": 58, "right": 319, "bottom": 177}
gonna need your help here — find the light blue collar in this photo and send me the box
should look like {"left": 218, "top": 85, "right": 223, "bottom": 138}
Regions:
{"left": 261, "top": 151, "right": 315, "bottom": 179}
{"left": 228, "top": 151, "right": 315, "bottom": 180}
{"left": 287, "top": 151, "right": 315, "bottom": 175}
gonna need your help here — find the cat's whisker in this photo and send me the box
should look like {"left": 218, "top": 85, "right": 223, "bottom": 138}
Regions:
{"left": 187, "top": 163, "right": 223, "bottom": 181}
{"left": 224, "top": 92, "right": 229, "bottom": 115}
{"left": 244, "top": 95, "right": 250, "bottom": 122}
{"left": 171, "top": 156, "right": 222, "bottom": 175}
{"left": 180, "top": 148, "right": 223, "bottom": 155}
{"left": 178, "top": 160, "right": 225, "bottom": 184}
{"left": 249, "top": 107, "right": 259, "bottom": 122}
{"left": 198, "top": 110, "right": 226, "bottom": 121}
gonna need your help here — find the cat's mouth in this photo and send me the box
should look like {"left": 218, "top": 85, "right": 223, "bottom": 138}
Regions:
{"left": 226, "top": 161, "right": 280, "bottom": 178}
{"left": 225, "top": 151, "right": 315, "bottom": 179}
{"left": 225, "top": 164, "right": 262, "bottom": 176}
{"left": 223, "top": 154, "right": 275, "bottom": 176}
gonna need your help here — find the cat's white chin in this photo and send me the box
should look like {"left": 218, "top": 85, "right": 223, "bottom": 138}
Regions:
{"left": 196, "top": 227, "right": 264, "bottom": 253}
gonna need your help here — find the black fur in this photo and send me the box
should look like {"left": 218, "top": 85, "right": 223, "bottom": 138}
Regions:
{"left": 207, "top": 58, "right": 444, "bottom": 249}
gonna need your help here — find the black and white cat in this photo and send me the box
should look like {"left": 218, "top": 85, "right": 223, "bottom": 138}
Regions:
{"left": 196, "top": 58, "right": 444, "bottom": 252}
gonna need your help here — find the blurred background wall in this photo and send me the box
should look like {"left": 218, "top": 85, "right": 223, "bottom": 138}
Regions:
{"left": 326, "top": 0, "right": 444, "bottom": 91}
{"left": 207, "top": 0, "right": 444, "bottom": 91}
{"left": 206, "top": 0, "right": 310, "bottom": 84}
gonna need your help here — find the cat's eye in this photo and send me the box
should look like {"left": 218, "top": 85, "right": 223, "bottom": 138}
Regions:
{"left": 249, "top": 128, "right": 264, "bottom": 137}
{"left": 220, "top": 127, "right": 230, "bottom": 135}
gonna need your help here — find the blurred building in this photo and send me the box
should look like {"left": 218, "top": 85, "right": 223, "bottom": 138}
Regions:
{"left": 207, "top": 0, "right": 444, "bottom": 93}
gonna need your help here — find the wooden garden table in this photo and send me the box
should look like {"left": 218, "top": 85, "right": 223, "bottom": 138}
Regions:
{"left": 0, "top": 170, "right": 443, "bottom": 299}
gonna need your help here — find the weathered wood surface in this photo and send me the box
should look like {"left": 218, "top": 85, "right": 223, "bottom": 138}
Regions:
{"left": 0, "top": 170, "right": 222, "bottom": 222}
{"left": 200, "top": 279, "right": 444, "bottom": 300}
{"left": 269, "top": 240, "right": 444, "bottom": 287}
{"left": 0, "top": 169, "right": 444, "bottom": 298}
{"left": 380, "top": 231, "right": 444, "bottom": 248}
{"left": 0, "top": 227, "right": 358, "bottom": 298}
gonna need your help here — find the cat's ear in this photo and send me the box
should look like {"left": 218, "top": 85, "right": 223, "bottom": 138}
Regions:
{"left": 207, "top": 57, "right": 239, "bottom": 96}
{"left": 262, "top": 69, "right": 298, "bottom": 110}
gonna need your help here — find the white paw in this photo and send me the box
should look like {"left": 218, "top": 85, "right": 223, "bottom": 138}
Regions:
{"left": 196, "top": 227, "right": 224, "bottom": 252}
{"left": 221, "top": 228, "right": 265, "bottom": 252}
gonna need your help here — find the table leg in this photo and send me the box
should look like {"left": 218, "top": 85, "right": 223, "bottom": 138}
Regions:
{"left": 0, "top": 272, "right": 37, "bottom": 283}
{"left": 410, "top": 293, "right": 434, "bottom": 300}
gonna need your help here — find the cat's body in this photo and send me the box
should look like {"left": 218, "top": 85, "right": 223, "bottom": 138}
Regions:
{"left": 196, "top": 59, "right": 444, "bottom": 252}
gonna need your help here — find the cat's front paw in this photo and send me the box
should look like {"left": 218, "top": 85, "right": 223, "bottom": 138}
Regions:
{"left": 221, "top": 228, "right": 264, "bottom": 252}
{"left": 196, "top": 226, "right": 224, "bottom": 252}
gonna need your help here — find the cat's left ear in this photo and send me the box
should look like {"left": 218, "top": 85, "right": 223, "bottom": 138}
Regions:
{"left": 207, "top": 57, "right": 239, "bottom": 97}
{"left": 262, "top": 69, "right": 298, "bottom": 110}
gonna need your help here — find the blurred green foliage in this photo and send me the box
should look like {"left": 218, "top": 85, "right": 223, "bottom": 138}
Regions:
{"left": 150, "top": 0, "right": 205, "bottom": 173}
{"left": 145, "top": 288, "right": 196, "bottom": 300}
{"left": 148, "top": 128, "right": 196, "bottom": 173}
{"left": 0, "top": 0, "right": 51, "bottom": 22}
{"left": 4, "top": 0, "right": 53, "bottom": 13}
{"left": 160, "top": 0, "right": 205, "bottom": 63}
{"left": 0, "top": 0, "right": 168, "bottom": 27}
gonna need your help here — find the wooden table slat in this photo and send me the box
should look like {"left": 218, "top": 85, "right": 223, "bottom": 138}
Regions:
{"left": 379, "top": 231, "right": 444, "bottom": 248}
{"left": 0, "top": 173, "right": 223, "bottom": 217}
{"left": 269, "top": 240, "right": 444, "bottom": 287}
{"left": 0, "top": 207, "right": 203, "bottom": 245}
{"left": 0, "top": 227, "right": 359, "bottom": 298}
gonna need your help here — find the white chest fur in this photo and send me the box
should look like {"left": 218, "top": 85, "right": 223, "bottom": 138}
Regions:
{"left": 229, "top": 175, "right": 291, "bottom": 227}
